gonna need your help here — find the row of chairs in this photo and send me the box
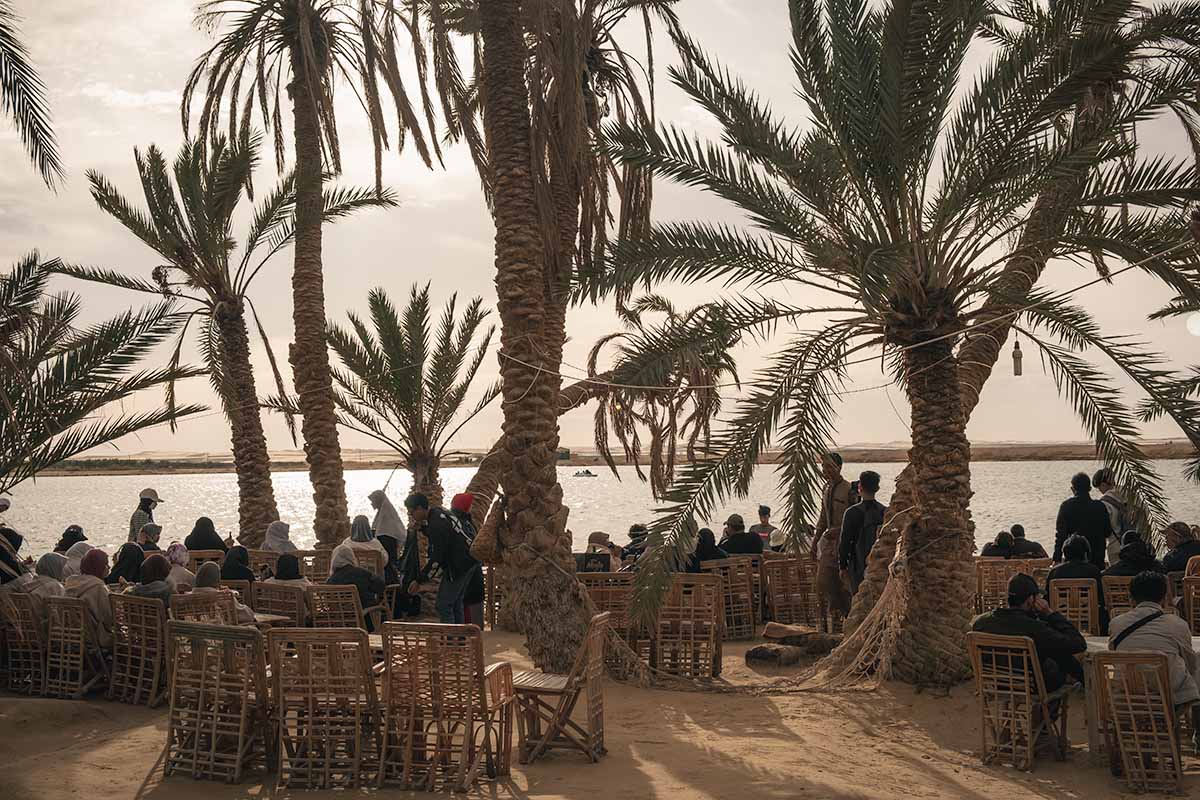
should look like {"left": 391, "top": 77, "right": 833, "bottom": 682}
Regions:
{"left": 184, "top": 548, "right": 384, "bottom": 579}
{"left": 701, "top": 556, "right": 825, "bottom": 640}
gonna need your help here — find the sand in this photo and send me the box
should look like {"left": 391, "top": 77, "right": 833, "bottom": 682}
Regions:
{"left": 1, "top": 632, "right": 1184, "bottom": 799}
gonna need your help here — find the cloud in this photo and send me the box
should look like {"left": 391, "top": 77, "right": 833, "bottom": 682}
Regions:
{"left": 78, "top": 82, "right": 179, "bottom": 111}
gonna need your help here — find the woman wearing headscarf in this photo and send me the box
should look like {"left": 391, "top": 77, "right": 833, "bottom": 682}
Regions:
{"left": 137, "top": 522, "right": 163, "bottom": 552}
{"left": 369, "top": 490, "right": 405, "bottom": 539}
{"left": 221, "top": 545, "right": 256, "bottom": 582}
{"left": 35, "top": 552, "right": 69, "bottom": 583}
{"left": 64, "top": 541, "right": 92, "bottom": 577}
{"left": 265, "top": 553, "right": 311, "bottom": 587}
{"left": 0, "top": 526, "right": 28, "bottom": 587}
{"left": 66, "top": 549, "right": 114, "bottom": 649}
{"left": 165, "top": 542, "right": 195, "bottom": 592}
{"left": 346, "top": 514, "right": 388, "bottom": 571}
{"left": 107, "top": 542, "right": 144, "bottom": 586}
{"left": 184, "top": 516, "right": 228, "bottom": 552}
{"left": 127, "top": 553, "right": 173, "bottom": 608}
{"left": 0, "top": 532, "right": 63, "bottom": 632}
{"left": 263, "top": 520, "right": 298, "bottom": 553}
{"left": 326, "top": 543, "right": 385, "bottom": 629}
{"left": 192, "top": 562, "right": 255, "bottom": 623}
{"left": 53, "top": 525, "right": 87, "bottom": 554}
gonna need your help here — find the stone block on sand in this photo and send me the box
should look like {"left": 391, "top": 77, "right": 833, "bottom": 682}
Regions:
{"left": 746, "top": 643, "right": 804, "bottom": 666}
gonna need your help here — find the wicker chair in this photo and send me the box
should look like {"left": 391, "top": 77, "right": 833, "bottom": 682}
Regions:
{"left": 1102, "top": 575, "right": 1135, "bottom": 620}
{"left": 297, "top": 550, "right": 332, "bottom": 580}
{"left": 966, "top": 632, "right": 1070, "bottom": 771}
{"left": 45, "top": 596, "right": 107, "bottom": 698}
{"left": 654, "top": 575, "right": 723, "bottom": 679}
{"left": 379, "top": 622, "right": 514, "bottom": 792}
{"left": 577, "top": 572, "right": 641, "bottom": 671}
{"left": 701, "top": 557, "right": 756, "bottom": 640}
{"left": 1048, "top": 578, "right": 1101, "bottom": 635}
{"left": 109, "top": 593, "right": 168, "bottom": 706}
{"left": 762, "top": 557, "right": 822, "bottom": 625}
{"left": 1026, "top": 559, "right": 1054, "bottom": 589}
{"left": 164, "top": 621, "right": 271, "bottom": 783}
{"left": 0, "top": 592, "right": 46, "bottom": 695}
{"left": 268, "top": 627, "right": 382, "bottom": 788}
{"left": 171, "top": 591, "right": 237, "bottom": 625}
{"left": 308, "top": 585, "right": 388, "bottom": 631}
{"left": 1183, "top": 577, "right": 1200, "bottom": 635}
{"left": 514, "top": 613, "right": 609, "bottom": 764}
{"left": 355, "top": 549, "right": 385, "bottom": 576}
{"left": 186, "top": 549, "right": 226, "bottom": 573}
{"left": 246, "top": 549, "right": 276, "bottom": 575}
{"left": 745, "top": 554, "right": 764, "bottom": 622}
{"left": 252, "top": 582, "right": 307, "bottom": 626}
{"left": 975, "top": 559, "right": 1024, "bottom": 614}
{"left": 1095, "top": 652, "right": 1184, "bottom": 794}
{"left": 220, "top": 579, "right": 252, "bottom": 605}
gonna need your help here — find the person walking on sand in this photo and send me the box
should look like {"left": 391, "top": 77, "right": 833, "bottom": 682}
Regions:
{"left": 815, "top": 452, "right": 853, "bottom": 618}
{"left": 839, "top": 470, "right": 887, "bottom": 594}
{"left": 1054, "top": 473, "right": 1112, "bottom": 569}
{"left": 128, "top": 488, "right": 162, "bottom": 542}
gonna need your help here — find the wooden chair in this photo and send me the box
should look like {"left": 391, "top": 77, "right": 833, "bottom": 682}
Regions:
{"left": 171, "top": 591, "right": 237, "bottom": 625}
{"left": 268, "top": 627, "right": 382, "bottom": 788}
{"left": 577, "top": 572, "right": 642, "bottom": 671}
{"left": 297, "top": 549, "right": 332, "bottom": 580}
{"left": 0, "top": 592, "right": 46, "bottom": 695}
{"left": 355, "top": 549, "right": 385, "bottom": 576}
{"left": 966, "top": 632, "right": 1070, "bottom": 771}
{"left": 745, "top": 554, "right": 764, "bottom": 622}
{"left": 654, "top": 575, "right": 723, "bottom": 679}
{"left": 307, "top": 585, "right": 388, "bottom": 631}
{"left": 379, "top": 622, "right": 514, "bottom": 792}
{"left": 514, "top": 613, "right": 609, "bottom": 764}
{"left": 702, "top": 557, "right": 756, "bottom": 640}
{"left": 109, "top": 593, "right": 168, "bottom": 706}
{"left": 252, "top": 582, "right": 307, "bottom": 626}
{"left": 44, "top": 596, "right": 107, "bottom": 698}
{"left": 187, "top": 549, "right": 225, "bottom": 573}
{"left": 220, "top": 579, "right": 251, "bottom": 605}
{"left": 164, "top": 621, "right": 271, "bottom": 783}
{"left": 762, "top": 557, "right": 822, "bottom": 625}
{"left": 246, "top": 549, "right": 276, "bottom": 575}
{"left": 1025, "top": 558, "right": 1055, "bottom": 589}
{"left": 1102, "top": 575, "right": 1135, "bottom": 620}
{"left": 976, "top": 559, "right": 1023, "bottom": 614}
{"left": 1094, "top": 652, "right": 1184, "bottom": 794}
{"left": 1048, "top": 578, "right": 1101, "bottom": 635}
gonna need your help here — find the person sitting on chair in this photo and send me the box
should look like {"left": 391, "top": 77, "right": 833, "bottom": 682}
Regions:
{"left": 1109, "top": 570, "right": 1200, "bottom": 715}
{"left": 1162, "top": 522, "right": 1200, "bottom": 573}
{"left": 1103, "top": 531, "right": 1165, "bottom": 577}
{"left": 1045, "top": 534, "right": 1108, "bottom": 634}
{"left": 980, "top": 530, "right": 1016, "bottom": 559}
{"left": 1010, "top": 524, "right": 1049, "bottom": 558}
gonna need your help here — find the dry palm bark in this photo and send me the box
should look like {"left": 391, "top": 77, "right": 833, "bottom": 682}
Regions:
{"left": 479, "top": 0, "right": 590, "bottom": 672}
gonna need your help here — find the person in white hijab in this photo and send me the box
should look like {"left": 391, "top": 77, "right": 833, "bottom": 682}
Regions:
{"left": 64, "top": 541, "right": 93, "bottom": 577}
{"left": 346, "top": 513, "right": 387, "bottom": 569}
{"left": 369, "top": 490, "right": 405, "bottom": 538}
{"left": 36, "top": 552, "right": 69, "bottom": 583}
{"left": 263, "top": 520, "right": 299, "bottom": 553}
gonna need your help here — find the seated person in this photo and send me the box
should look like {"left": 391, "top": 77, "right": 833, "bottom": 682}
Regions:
{"left": 1103, "top": 531, "right": 1165, "bottom": 577}
{"left": 164, "top": 542, "right": 195, "bottom": 592}
{"left": 263, "top": 520, "right": 299, "bottom": 554}
{"left": 980, "top": 531, "right": 1016, "bottom": 559}
{"left": 137, "top": 523, "right": 163, "bottom": 552}
{"left": 192, "top": 562, "right": 255, "bottom": 624}
{"left": 720, "top": 514, "right": 764, "bottom": 555}
{"left": 1162, "top": 522, "right": 1200, "bottom": 573}
{"left": 220, "top": 545, "right": 257, "bottom": 583}
{"left": 106, "top": 543, "right": 143, "bottom": 586}
{"left": 326, "top": 543, "right": 386, "bottom": 629}
{"left": 622, "top": 524, "right": 650, "bottom": 562}
{"left": 53, "top": 525, "right": 87, "bottom": 554}
{"left": 586, "top": 531, "right": 624, "bottom": 570}
{"left": 1010, "top": 524, "right": 1049, "bottom": 558}
{"left": 65, "top": 549, "right": 114, "bottom": 649}
{"left": 265, "top": 553, "right": 311, "bottom": 587}
{"left": 126, "top": 553, "right": 173, "bottom": 609}
{"left": 1045, "top": 534, "right": 1108, "bottom": 634}
{"left": 687, "top": 528, "right": 728, "bottom": 573}
{"left": 972, "top": 573, "right": 1086, "bottom": 691}
{"left": 1109, "top": 570, "right": 1199, "bottom": 708}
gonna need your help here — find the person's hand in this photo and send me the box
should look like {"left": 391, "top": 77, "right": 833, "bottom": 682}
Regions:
{"left": 1033, "top": 597, "right": 1052, "bottom": 615}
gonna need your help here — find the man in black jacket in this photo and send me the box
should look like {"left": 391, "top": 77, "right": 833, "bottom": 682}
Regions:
{"left": 406, "top": 492, "right": 478, "bottom": 624}
{"left": 838, "top": 470, "right": 886, "bottom": 593}
{"left": 720, "top": 514, "right": 763, "bottom": 555}
{"left": 1054, "top": 473, "right": 1113, "bottom": 569}
{"left": 1010, "top": 524, "right": 1049, "bottom": 558}
{"left": 972, "top": 573, "right": 1087, "bottom": 691}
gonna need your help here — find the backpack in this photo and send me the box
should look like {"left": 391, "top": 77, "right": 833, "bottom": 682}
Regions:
{"left": 1099, "top": 493, "right": 1131, "bottom": 536}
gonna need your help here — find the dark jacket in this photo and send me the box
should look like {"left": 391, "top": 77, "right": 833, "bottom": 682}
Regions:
{"left": 327, "top": 565, "right": 385, "bottom": 613}
{"left": 1046, "top": 559, "right": 1108, "bottom": 633}
{"left": 979, "top": 542, "right": 1015, "bottom": 559}
{"left": 721, "top": 530, "right": 764, "bottom": 555}
{"left": 1054, "top": 495, "right": 1113, "bottom": 568}
{"left": 1163, "top": 539, "right": 1200, "bottom": 573}
{"left": 420, "top": 508, "right": 478, "bottom": 582}
{"left": 1012, "top": 538, "right": 1049, "bottom": 559}
{"left": 838, "top": 500, "right": 887, "bottom": 585}
{"left": 1103, "top": 542, "right": 1166, "bottom": 577}
{"left": 971, "top": 606, "right": 1086, "bottom": 691}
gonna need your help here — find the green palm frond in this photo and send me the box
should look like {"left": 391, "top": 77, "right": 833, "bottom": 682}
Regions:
{"left": 0, "top": 1, "right": 62, "bottom": 188}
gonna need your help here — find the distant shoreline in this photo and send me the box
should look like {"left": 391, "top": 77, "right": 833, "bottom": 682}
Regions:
{"left": 38, "top": 440, "right": 1195, "bottom": 477}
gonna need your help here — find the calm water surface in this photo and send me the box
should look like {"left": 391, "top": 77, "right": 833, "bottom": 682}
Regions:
{"left": 4, "top": 460, "right": 1198, "bottom": 557}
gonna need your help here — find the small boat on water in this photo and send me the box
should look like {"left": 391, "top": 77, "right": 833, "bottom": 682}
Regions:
{"left": 573, "top": 469, "right": 598, "bottom": 477}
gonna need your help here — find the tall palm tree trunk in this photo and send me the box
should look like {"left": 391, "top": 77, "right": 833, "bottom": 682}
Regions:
{"left": 288, "top": 50, "right": 350, "bottom": 548}
{"left": 214, "top": 300, "right": 280, "bottom": 545}
{"left": 480, "top": 0, "right": 589, "bottom": 672}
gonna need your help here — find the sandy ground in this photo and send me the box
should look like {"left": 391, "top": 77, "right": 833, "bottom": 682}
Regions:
{"left": 2, "top": 632, "right": 1194, "bottom": 799}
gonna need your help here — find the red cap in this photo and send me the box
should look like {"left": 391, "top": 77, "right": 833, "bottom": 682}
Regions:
{"left": 451, "top": 493, "right": 474, "bottom": 513}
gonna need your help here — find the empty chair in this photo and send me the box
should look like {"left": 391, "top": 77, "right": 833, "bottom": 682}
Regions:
{"left": 296, "top": 550, "right": 332, "bottom": 581}
{"left": 976, "top": 559, "right": 1024, "bottom": 614}
{"left": 966, "top": 632, "right": 1070, "bottom": 770}
{"left": 762, "top": 557, "right": 822, "bottom": 625}
{"left": 186, "top": 549, "right": 225, "bottom": 573}
{"left": 0, "top": 592, "right": 47, "bottom": 695}
{"left": 251, "top": 582, "right": 306, "bottom": 626}
{"left": 164, "top": 621, "right": 270, "bottom": 783}
{"left": 577, "top": 572, "right": 640, "bottom": 671}
{"left": 109, "top": 593, "right": 168, "bottom": 706}
{"left": 1048, "top": 578, "right": 1100, "bottom": 635}
{"left": 355, "top": 548, "right": 385, "bottom": 577}
{"left": 379, "top": 622, "right": 514, "bottom": 791}
{"left": 171, "top": 591, "right": 237, "bottom": 625}
{"left": 514, "top": 613, "right": 610, "bottom": 764}
{"left": 268, "top": 627, "right": 382, "bottom": 788}
{"left": 654, "top": 575, "right": 723, "bottom": 679}
{"left": 1102, "top": 575, "right": 1135, "bottom": 620}
{"left": 308, "top": 585, "right": 388, "bottom": 631}
{"left": 702, "top": 557, "right": 756, "bottom": 640}
{"left": 1095, "top": 652, "right": 1184, "bottom": 794}
{"left": 45, "top": 596, "right": 107, "bottom": 699}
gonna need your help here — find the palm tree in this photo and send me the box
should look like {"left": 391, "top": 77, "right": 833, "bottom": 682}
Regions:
{"left": 0, "top": 0, "right": 62, "bottom": 187}
{"left": 54, "top": 134, "right": 395, "bottom": 545}
{"left": 321, "top": 284, "right": 499, "bottom": 506}
{"left": 184, "top": 0, "right": 438, "bottom": 546}
{"left": 591, "top": 0, "right": 1200, "bottom": 684}
{"left": 1, "top": 255, "right": 206, "bottom": 495}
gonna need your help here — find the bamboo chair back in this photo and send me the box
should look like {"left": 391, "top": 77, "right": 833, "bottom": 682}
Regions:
{"left": 1102, "top": 576, "right": 1135, "bottom": 620}
{"left": 1183, "top": 577, "right": 1200, "bottom": 635}
{"left": 975, "top": 560, "right": 1024, "bottom": 613}
{"left": 297, "top": 549, "right": 332, "bottom": 580}
{"left": 655, "top": 575, "right": 723, "bottom": 679}
{"left": 245, "top": 549, "right": 276, "bottom": 575}
{"left": 966, "top": 632, "right": 1069, "bottom": 770}
{"left": 577, "top": 572, "right": 643, "bottom": 670}
{"left": 109, "top": 593, "right": 167, "bottom": 706}
{"left": 746, "top": 554, "right": 763, "bottom": 621}
{"left": 164, "top": 621, "right": 270, "bottom": 783}
{"left": 220, "top": 579, "right": 251, "bottom": 605}
{"left": 171, "top": 591, "right": 237, "bottom": 625}
{"left": 308, "top": 585, "right": 365, "bottom": 629}
{"left": 45, "top": 596, "right": 106, "bottom": 698}
{"left": 1095, "top": 652, "right": 1183, "bottom": 794}
{"left": 356, "top": 549, "right": 385, "bottom": 576}
{"left": 762, "top": 557, "right": 822, "bottom": 625}
{"left": 379, "top": 622, "right": 514, "bottom": 791}
{"left": 702, "top": 557, "right": 756, "bottom": 640}
{"left": 267, "top": 627, "right": 381, "bottom": 788}
{"left": 252, "top": 582, "right": 307, "bottom": 626}
{"left": 187, "top": 550, "right": 225, "bottom": 573}
{"left": 1048, "top": 578, "right": 1101, "bottom": 635}
{"left": 1026, "top": 559, "right": 1054, "bottom": 588}
{"left": 0, "top": 591, "right": 46, "bottom": 695}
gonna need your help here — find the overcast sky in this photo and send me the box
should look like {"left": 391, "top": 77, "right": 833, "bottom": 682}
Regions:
{"left": 3, "top": 0, "right": 1199, "bottom": 460}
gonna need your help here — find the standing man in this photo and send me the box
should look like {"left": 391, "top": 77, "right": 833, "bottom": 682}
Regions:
{"left": 128, "top": 488, "right": 162, "bottom": 542}
{"left": 1093, "top": 467, "right": 1129, "bottom": 564}
{"left": 405, "top": 492, "right": 478, "bottom": 625}
{"left": 749, "top": 505, "right": 777, "bottom": 550}
{"left": 1054, "top": 473, "right": 1113, "bottom": 569}
{"left": 815, "top": 452, "right": 853, "bottom": 619}
{"left": 838, "top": 471, "right": 887, "bottom": 594}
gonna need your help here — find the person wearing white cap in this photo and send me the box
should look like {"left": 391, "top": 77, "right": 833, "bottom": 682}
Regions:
{"left": 128, "top": 488, "right": 163, "bottom": 542}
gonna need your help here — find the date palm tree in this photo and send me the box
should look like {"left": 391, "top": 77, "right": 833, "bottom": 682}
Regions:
{"left": 1, "top": 255, "right": 205, "bottom": 495}
{"left": 592, "top": 0, "right": 1200, "bottom": 684}
{"left": 0, "top": 0, "right": 62, "bottom": 187}
{"left": 184, "top": 0, "right": 438, "bottom": 546}
{"left": 54, "top": 134, "right": 395, "bottom": 545}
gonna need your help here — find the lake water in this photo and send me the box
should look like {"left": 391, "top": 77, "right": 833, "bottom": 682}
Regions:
{"left": 3, "top": 460, "right": 1198, "bottom": 557}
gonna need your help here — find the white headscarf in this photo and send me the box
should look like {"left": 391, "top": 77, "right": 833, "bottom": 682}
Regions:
{"left": 264, "top": 521, "right": 298, "bottom": 553}
{"left": 369, "top": 490, "right": 405, "bottom": 538}
{"left": 64, "top": 541, "right": 93, "bottom": 577}
{"left": 331, "top": 542, "right": 358, "bottom": 572}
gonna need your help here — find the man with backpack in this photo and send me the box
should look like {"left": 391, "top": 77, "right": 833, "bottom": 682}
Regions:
{"left": 406, "top": 492, "right": 479, "bottom": 624}
{"left": 838, "top": 470, "right": 887, "bottom": 594}
{"left": 1093, "top": 467, "right": 1130, "bottom": 564}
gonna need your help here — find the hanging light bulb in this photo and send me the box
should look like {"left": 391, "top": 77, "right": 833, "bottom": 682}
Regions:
{"left": 1012, "top": 337, "right": 1023, "bottom": 377}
